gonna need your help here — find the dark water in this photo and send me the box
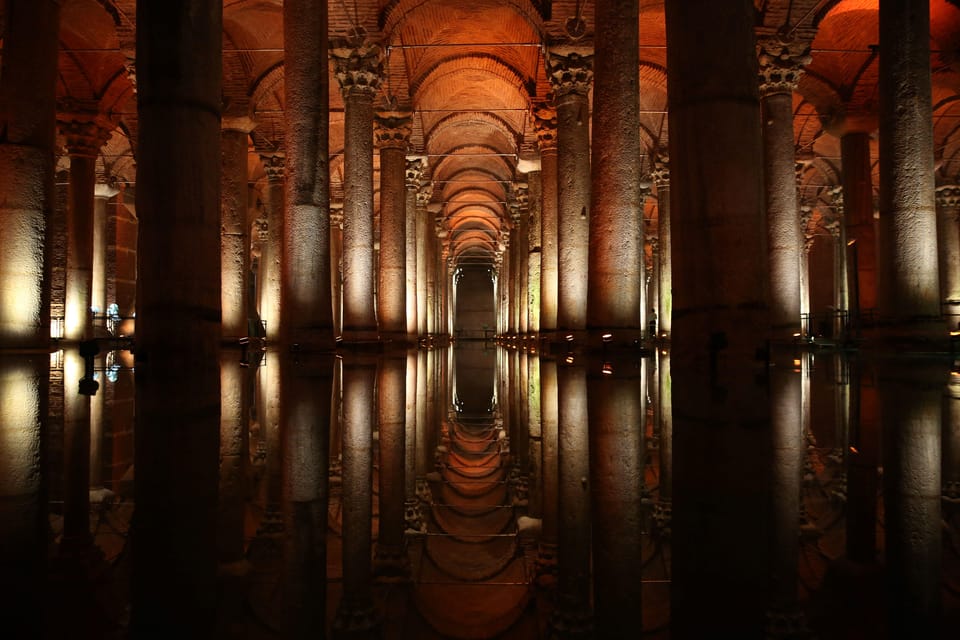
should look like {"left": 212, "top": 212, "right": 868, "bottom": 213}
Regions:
{"left": 1, "top": 341, "right": 959, "bottom": 638}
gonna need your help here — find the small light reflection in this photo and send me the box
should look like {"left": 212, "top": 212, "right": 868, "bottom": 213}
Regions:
{"left": 565, "top": 355, "right": 574, "bottom": 364}
{"left": 602, "top": 362, "right": 613, "bottom": 375}
{"left": 849, "top": 445, "right": 859, "bottom": 455}
{"left": 565, "top": 334, "right": 574, "bottom": 342}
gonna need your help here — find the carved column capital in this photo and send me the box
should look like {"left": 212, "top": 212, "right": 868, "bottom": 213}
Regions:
{"left": 260, "top": 152, "right": 285, "bottom": 183}
{"left": 757, "top": 39, "right": 811, "bottom": 97}
{"left": 58, "top": 112, "right": 112, "bottom": 158}
{"left": 331, "top": 41, "right": 383, "bottom": 98}
{"left": 514, "top": 183, "right": 530, "bottom": 212}
{"left": 936, "top": 184, "right": 960, "bottom": 218}
{"left": 651, "top": 153, "right": 670, "bottom": 191}
{"left": 416, "top": 182, "right": 433, "bottom": 208}
{"left": 545, "top": 47, "right": 593, "bottom": 98}
{"left": 406, "top": 156, "right": 426, "bottom": 189}
{"left": 330, "top": 205, "right": 344, "bottom": 230}
{"left": 533, "top": 104, "right": 558, "bottom": 152}
{"left": 374, "top": 110, "right": 412, "bottom": 150}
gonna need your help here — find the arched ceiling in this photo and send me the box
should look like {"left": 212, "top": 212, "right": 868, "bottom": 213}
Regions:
{"left": 43, "top": 0, "right": 960, "bottom": 265}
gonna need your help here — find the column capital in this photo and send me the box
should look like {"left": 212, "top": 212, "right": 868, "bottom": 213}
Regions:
{"left": 936, "top": 184, "right": 960, "bottom": 212}
{"left": 58, "top": 112, "right": 112, "bottom": 158}
{"left": 416, "top": 182, "right": 433, "bottom": 208}
{"left": 800, "top": 205, "right": 816, "bottom": 253}
{"left": 222, "top": 115, "right": 257, "bottom": 134}
{"left": 405, "top": 156, "right": 427, "bottom": 189}
{"left": 331, "top": 40, "right": 383, "bottom": 99}
{"left": 651, "top": 152, "right": 670, "bottom": 190}
{"left": 757, "top": 38, "right": 811, "bottom": 97}
{"left": 94, "top": 182, "right": 120, "bottom": 200}
{"left": 330, "top": 204, "right": 344, "bottom": 229}
{"left": 374, "top": 110, "right": 412, "bottom": 150}
{"left": 514, "top": 183, "right": 530, "bottom": 211}
{"left": 533, "top": 104, "right": 558, "bottom": 152}
{"left": 545, "top": 47, "right": 593, "bottom": 98}
{"left": 259, "top": 152, "right": 285, "bottom": 183}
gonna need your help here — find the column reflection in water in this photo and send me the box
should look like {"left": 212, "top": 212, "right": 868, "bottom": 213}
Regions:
{"left": 549, "top": 356, "right": 592, "bottom": 634}
{"left": 60, "top": 347, "right": 97, "bottom": 560}
{"left": 536, "top": 356, "right": 559, "bottom": 579}
{"left": 375, "top": 352, "right": 410, "bottom": 578}
{"left": 218, "top": 349, "right": 251, "bottom": 570}
{"left": 527, "top": 349, "right": 543, "bottom": 521}
{"left": 880, "top": 360, "right": 944, "bottom": 636}
{"left": 845, "top": 354, "right": 878, "bottom": 565}
{"left": 405, "top": 349, "right": 424, "bottom": 533}
{"left": 416, "top": 349, "right": 431, "bottom": 508}
{"left": 282, "top": 353, "right": 334, "bottom": 638}
{"left": 655, "top": 349, "right": 672, "bottom": 535}
{"left": 946, "top": 370, "right": 960, "bottom": 501}
{"left": 333, "top": 353, "right": 378, "bottom": 634}
{"left": 0, "top": 354, "right": 48, "bottom": 632}
{"left": 588, "top": 354, "right": 645, "bottom": 638}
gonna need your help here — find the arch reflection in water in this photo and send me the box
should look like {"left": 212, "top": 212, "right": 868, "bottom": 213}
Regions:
{"left": 4, "top": 345, "right": 960, "bottom": 637}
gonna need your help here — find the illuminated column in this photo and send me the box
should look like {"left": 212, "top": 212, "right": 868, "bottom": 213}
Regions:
{"left": 588, "top": 0, "right": 642, "bottom": 335}
{"left": 648, "top": 237, "right": 659, "bottom": 336}
{"left": 404, "top": 350, "right": 425, "bottom": 533}
{"left": 880, "top": 361, "right": 943, "bottom": 636}
{"left": 758, "top": 39, "right": 810, "bottom": 339}
{"left": 92, "top": 183, "right": 119, "bottom": 319}
{"left": 665, "top": 0, "right": 770, "bottom": 635}
{"left": 546, "top": 48, "right": 593, "bottom": 334}
{"left": 132, "top": 1, "right": 222, "bottom": 634}
{"left": 0, "top": 355, "right": 47, "bottom": 632}
{"left": 589, "top": 355, "right": 645, "bottom": 638}
{"left": 878, "top": 0, "right": 940, "bottom": 326}
{"left": 375, "top": 112, "right": 411, "bottom": 341}
{"left": 426, "top": 214, "right": 441, "bottom": 336}
{"left": 405, "top": 158, "right": 426, "bottom": 340}
{"left": 220, "top": 117, "right": 254, "bottom": 341}
{"left": 509, "top": 200, "right": 522, "bottom": 334}
{"left": 549, "top": 359, "right": 592, "bottom": 634}
{"left": 520, "top": 157, "right": 543, "bottom": 334}
{"left": 498, "top": 238, "right": 510, "bottom": 335}
{"left": 281, "top": 354, "right": 334, "bottom": 637}
{"left": 537, "top": 356, "right": 559, "bottom": 577}
{"left": 334, "top": 356, "right": 379, "bottom": 633}
{"left": 827, "top": 187, "right": 849, "bottom": 337}
{"left": 535, "top": 108, "right": 559, "bottom": 333}
{"left": 799, "top": 203, "right": 814, "bottom": 335}
{"left": 935, "top": 185, "right": 960, "bottom": 317}
{"left": 652, "top": 154, "right": 672, "bottom": 337}
{"left": 516, "top": 186, "right": 531, "bottom": 335}
{"left": 60, "top": 114, "right": 111, "bottom": 341}
{"left": 258, "top": 152, "right": 285, "bottom": 340}
{"left": 332, "top": 41, "right": 382, "bottom": 343}
{"left": 0, "top": 0, "right": 59, "bottom": 349}
{"left": 330, "top": 206, "right": 344, "bottom": 337}
{"left": 374, "top": 353, "right": 409, "bottom": 577}
{"left": 284, "top": 0, "right": 333, "bottom": 348}
{"left": 416, "top": 184, "right": 433, "bottom": 336}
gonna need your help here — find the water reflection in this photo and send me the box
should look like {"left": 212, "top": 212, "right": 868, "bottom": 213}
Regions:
{"left": 1, "top": 342, "right": 959, "bottom": 637}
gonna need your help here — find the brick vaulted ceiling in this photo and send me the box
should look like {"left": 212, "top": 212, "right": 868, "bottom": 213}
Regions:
{"left": 12, "top": 0, "right": 960, "bottom": 266}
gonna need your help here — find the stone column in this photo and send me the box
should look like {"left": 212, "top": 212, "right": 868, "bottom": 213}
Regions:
{"left": 589, "top": 355, "right": 645, "bottom": 638}
{"left": 332, "top": 40, "right": 382, "bottom": 342}
{"left": 405, "top": 158, "right": 425, "bottom": 340}
{"left": 334, "top": 355, "right": 379, "bottom": 634}
{"left": 374, "top": 353, "right": 409, "bottom": 578}
{"left": 665, "top": 1, "right": 770, "bottom": 635}
{"left": 426, "top": 214, "right": 440, "bottom": 336}
{"left": 330, "top": 206, "right": 344, "bottom": 337}
{"left": 546, "top": 48, "right": 593, "bottom": 335}
{"left": 132, "top": 1, "right": 222, "bottom": 635}
{"left": 415, "top": 184, "right": 432, "bottom": 337}
{"left": 827, "top": 187, "right": 850, "bottom": 337}
{"left": 520, "top": 158, "right": 543, "bottom": 334}
{"left": 535, "top": 108, "right": 559, "bottom": 333}
{"left": 509, "top": 200, "right": 522, "bottom": 335}
{"left": 284, "top": 0, "right": 333, "bottom": 349}
{"left": 652, "top": 154, "right": 672, "bottom": 337}
{"left": 0, "top": 0, "right": 60, "bottom": 349}
{"left": 758, "top": 39, "right": 810, "bottom": 339}
{"left": 935, "top": 185, "right": 960, "bottom": 320}
{"left": 588, "top": 0, "right": 642, "bottom": 336}
{"left": 220, "top": 116, "right": 255, "bottom": 341}
{"left": 92, "top": 182, "right": 119, "bottom": 320}
{"left": 516, "top": 186, "right": 531, "bottom": 335}
{"left": 60, "top": 115, "right": 111, "bottom": 341}
{"left": 878, "top": 0, "right": 941, "bottom": 327}
{"left": 259, "top": 152, "right": 285, "bottom": 340}
{"left": 375, "top": 111, "right": 411, "bottom": 341}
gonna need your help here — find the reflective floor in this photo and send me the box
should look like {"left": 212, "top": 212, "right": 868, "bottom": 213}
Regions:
{"left": 2, "top": 340, "right": 960, "bottom": 638}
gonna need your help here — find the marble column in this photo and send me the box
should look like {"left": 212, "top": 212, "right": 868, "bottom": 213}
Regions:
{"left": 588, "top": 0, "right": 642, "bottom": 335}
{"left": 334, "top": 356, "right": 379, "bottom": 634}
{"left": 0, "top": 0, "right": 59, "bottom": 349}
{"left": 374, "top": 353, "right": 409, "bottom": 578}
{"left": 284, "top": 0, "right": 333, "bottom": 348}
{"left": 521, "top": 159, "right": 543, "bottom": 334}
{"left": 878, "top": 0, "right": 941, "bottom": 326}
{"left": 546, "top": 48, "right": 593, "bottom": 335}
{"left": 60, "top": 115, "right": 111, "bottom": 341}
{"left": 258, "top": 152, "right": 285, "bottom": 340}
{"left": 375, "top": 112, "right": 411, "bottom": 341}
{"left": 665, "top": 1, "right": 771, "bottom": 635}
{"left": 132, "top": 1, "right": 222, "bottom": 634}
{"left": 405, "top": 158, "right": 425, "bottom": 340}
{"left": 535, "top": 108, "right": 559, "bottom": 333}
{"left": 92, "top": 183, "right": 119, "bottom": 320}
{"left": 332, "top": 41, "right": 382, "bottom": 342}
{"left": 652, "top": 154, "right": 672, "bottom": 337}
{"left": 758, "top": 39, "right": 810, "bottom": 339}
{"left": 331, "top": 206, "right": 344, "bottom": 337}
{"left": 935, "top": 185, "right": 960, "bottom": 319}
{"left": 589, "top": 354, "right": 645, "bottom": 638}
{"left": 220, "top": 116, "right": 255, "bottom": 341}
{"left": 516, "top": 186, "right": 531, "bottom": 335}
{"left": 416, "top": 184, "right": 432, "bottom": 337}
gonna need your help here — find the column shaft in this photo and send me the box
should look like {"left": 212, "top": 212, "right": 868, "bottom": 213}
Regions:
{"left": 537, "top": 117, "right": 559, "bottom": 332}
{"left": 654, "top": 157, "right": 672, "bottom": 337}
{"left": 376, "top": 116, "right": 411, "bottom": 339}
{"left": 259, "top": 155, "right": 285, "bottom": 340}
{"left": 935, "top": 186, "right": 960, "bottom": 317}
{"left": 841, "top": 132, "right": 876, "bottom": 317}
{"left": 220, "top": 122, "right": 253, "bottom": 341}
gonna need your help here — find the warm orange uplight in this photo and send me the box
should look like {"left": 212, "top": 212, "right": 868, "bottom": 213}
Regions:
{"left": 565, "top": 355, "right": 574, "bottom": 364}
{"left": 849, "top": 446, "right": 859, "bottom": 455}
